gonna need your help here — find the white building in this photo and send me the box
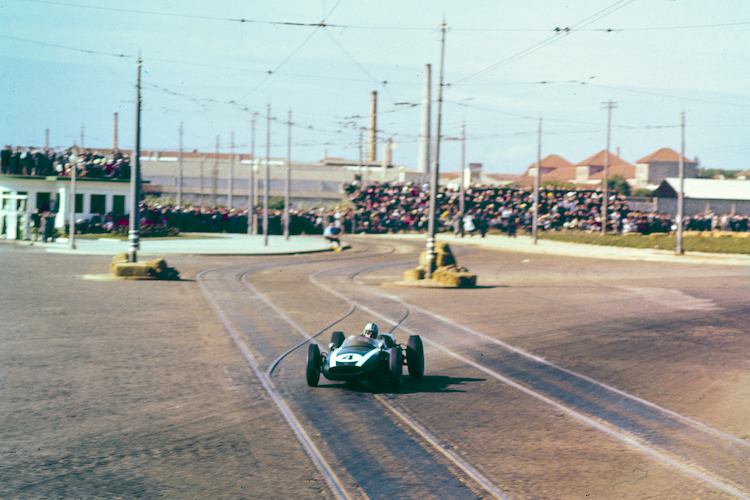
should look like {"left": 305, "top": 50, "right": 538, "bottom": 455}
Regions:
{"left": 652, "top": 178, "right": 750, "bottom": 216}
{"left": 0, "top": 174, "right": 131, "bottom": 239}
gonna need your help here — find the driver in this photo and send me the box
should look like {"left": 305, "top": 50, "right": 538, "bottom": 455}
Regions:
{"left": 362, "top": 322, "right": 379, "bottom": 339}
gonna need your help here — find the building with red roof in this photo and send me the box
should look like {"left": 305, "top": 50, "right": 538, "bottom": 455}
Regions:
{"left": 574, "top": 150, "right": 634, "bottom": 185}
{"left": 634, "top": 148, "right": 697, "bottom": 187}
{"left": 514, "top": 155, "right": 575, "bottom": 188}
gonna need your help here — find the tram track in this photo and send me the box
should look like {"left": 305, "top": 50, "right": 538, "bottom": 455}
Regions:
{"left": 197, "top": 241, "right": 749, "bottom": 499}
{"left": 307, "top": 259, "right": 750, "bottom": 499}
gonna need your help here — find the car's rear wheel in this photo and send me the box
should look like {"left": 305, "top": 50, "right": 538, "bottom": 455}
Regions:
{"left": 389, "top": 347, "right": 402, "bottom": 391}
{"left": 306, "top": 343, "right": 321, "bottom": 387}
{"left": 331, "top": 331, "right": 345, "bottom": 349}
{"left": 406, "top": 335, "right": 424, "bottom": 379}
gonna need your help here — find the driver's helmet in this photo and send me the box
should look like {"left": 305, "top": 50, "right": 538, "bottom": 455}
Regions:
{"left": 362, "top": 322, "right": 379, "bottom": 338}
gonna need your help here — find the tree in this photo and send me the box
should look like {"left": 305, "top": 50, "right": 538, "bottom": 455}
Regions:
{"left": 540, "top": 179, "right": 576, "bottom": 190}
{"left": 257, "top": 196, "right": 285, "bottom": 210}
{"left": 696, "top": 168, "right": 740, "bottom": 179}
{"left": 631, "top": 188, "right": 653, "bottom": 197}
{"left": 607, "top": 175, "right": 630, "bottom": 196}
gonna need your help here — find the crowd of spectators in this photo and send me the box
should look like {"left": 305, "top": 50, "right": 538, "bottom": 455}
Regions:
{"left": 67, "top": 181, "right": 750, "bottom": 238}
{"left": 1, "top": 145, "right": 131, "bottom": 179}
{"left": 342, "top": 181, "right": 674, "bottom": 235}
{"left": 13, "top": 174, "right": 750, "bottom": 237}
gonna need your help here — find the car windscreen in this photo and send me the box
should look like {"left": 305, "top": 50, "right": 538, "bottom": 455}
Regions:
{"left": 340, "top": 336, "right": 378, "bottom": 349}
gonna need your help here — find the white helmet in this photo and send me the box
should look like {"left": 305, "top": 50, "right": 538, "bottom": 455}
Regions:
{"left": 363, "top": 322, "right": 379, "bottom": 338}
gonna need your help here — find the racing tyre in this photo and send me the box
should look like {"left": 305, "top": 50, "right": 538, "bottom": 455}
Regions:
{"left": 389, "top": 347, "right": 403, "bottom": 391}
{"left": 406, "top": 335, "right": 424, "bottom": 379}
{"left": 306, "top": 343, "right": 321, "bottom": 387}
{"left": 331, "top": 331, "right": 345, "bottom": 349}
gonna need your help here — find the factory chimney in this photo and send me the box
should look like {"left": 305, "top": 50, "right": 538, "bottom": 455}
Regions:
{"left": 113, "top": 113, "right": 118, "bottom": 150}
{"left": 367, "top": 91, "right": 377, "bottom": 162}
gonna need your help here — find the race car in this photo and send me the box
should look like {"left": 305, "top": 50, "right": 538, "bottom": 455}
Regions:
{"left": 306, "top": 323, "right": 424, "bottom": 391}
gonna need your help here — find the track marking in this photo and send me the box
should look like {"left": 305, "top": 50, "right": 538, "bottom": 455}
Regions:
{"left": 351, "top": 263, "right": 750, "bottom": 450}
{"left": 198, "top": 267, "right": 353, "bottom": 500}
{"left": 373, "top": 395, "right": 510, "bottom": 500}
{"left": 239, "top": 266, "right": 512, "bottom": 499}
{"left": 309, "top": 267, "right": 750, "bottom": 499}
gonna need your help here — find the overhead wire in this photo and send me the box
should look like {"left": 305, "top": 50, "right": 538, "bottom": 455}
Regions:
{"left": 322, "top": 27, "right": 398, "bottom": 104}
{"left": 234, "top": 0, "right": 345, "bottom": 102}
{"left": 449, "top": 0, "right": 637, "bottom": 87}
{"left": 16, "top": 0, "right": 748, "bottom": 32}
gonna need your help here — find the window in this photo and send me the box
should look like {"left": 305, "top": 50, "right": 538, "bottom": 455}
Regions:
{"left": 75, "top": 194, "right": 83, "bottom": 213}
{"left": 113, "top": 195, "right": 125, "bottom": 214}
{"left": 17, "top": 191, "right": 27, "bottom": 211}
{"left": 90, "top": 194, "right": 106, "bottom": 214}
{"left": 36, "top": 192, "right": 51, "bottom": 212}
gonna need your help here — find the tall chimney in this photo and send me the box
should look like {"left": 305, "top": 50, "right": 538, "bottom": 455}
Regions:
{"left": 113, "top": 113, "right": 118, "bottom": 150}
{"left": 367, "top": 91, "right": 377, "bottom": 162}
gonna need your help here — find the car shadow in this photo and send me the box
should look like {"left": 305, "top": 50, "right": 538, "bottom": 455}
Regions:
{"left": 317, "top": 375, "right": 485, "bottom": 394}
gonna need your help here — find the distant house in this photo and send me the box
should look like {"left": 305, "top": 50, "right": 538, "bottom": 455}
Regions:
{"left": 514, "top": 155, "right": 575, "bottom": 188}
{"left": 439, "top": 171, "right": 519, "bottom": 189}
{"left": 634, "top": 148, "right": 697, "bottom": 188}
{"left": 575, "top": 150, "right": 634, "bottom": 185}
{"left": 736, "top": 169, "right": 750, "bottom": 180}
{"left": 652, "top": 178, "right": 750, "bottom": 216}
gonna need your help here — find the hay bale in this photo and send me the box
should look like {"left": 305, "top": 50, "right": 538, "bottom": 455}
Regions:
{"left": 112, "top": 262, "right": 151, "bottom": 277}
{"left": 145, "top": 258, "right": 168, "bottom": 275}
{"left": 418, "top": 242, "right": 457, "bottom": 269}
{"left": 403, "top": 267, "right": 425, "bottom": 281}
{"left": 434, "top": 270, "right": 477, "bottom": 288}
{"left": 110, "top": 255, "right": 179, "bottom": 279}
{"left": 432, "top": 265, "right": 477, "bottom": 288}
{"left": 110, "top": 252, "right": 129, "bottom": 274}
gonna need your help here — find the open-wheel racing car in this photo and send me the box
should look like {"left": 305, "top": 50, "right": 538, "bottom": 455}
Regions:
{"left": 306, "top": 323, "right": 424, "bottom": 391}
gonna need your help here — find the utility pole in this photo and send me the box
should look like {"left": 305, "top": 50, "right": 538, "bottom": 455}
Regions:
{"left": 358, "top": 127, "right": 364, "bottom": 185}
{"left": 285, "top": 109, "right": 292, "bottom": 240}
{"left": 80, "top": 125, "right": 85, "bottom": 149}
{"left": 177, "top": 121, "right": 183, "bottom": 208}
{"left": 459, "top": 120, "right": 465, "bottom": 237}
{"left": 199, "top": 155, "right": 205, "bottom": 205}
{"left": 128, "top": 53, "right": 142, "bottom": 262}
{"left": 69, "top": 148, "right": 78, "bottom": 250}
{"left": 212, "top": 136, "right": 219, "bottom": 206}
{"left": 248, "top": 112, "right": 257, "bottom": 235}
{"left": 418, "top": 64, "right": 432, "bottom": 180}
{"left": 426, "top": 19, "right": 446, "bottom": 279}
{"left": 263, "top": 103, "right": 270, "bottom": 247}
{"left": 45, "top": 129, "right": 49, "bottom": 149}
{"left": 229, "top": 131, "right": 234, "bottom": 210}
{"left": 601, "top": 100, "right": 616, "bottom": 235}
{"left": 533, "top": 117, "right": 542, "bottom": 244}
{"left": 676, "top": 111, "right": 686, "bottom": 255}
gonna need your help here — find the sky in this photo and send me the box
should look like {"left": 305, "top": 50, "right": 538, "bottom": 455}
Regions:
{"left": 1, "top": 0, "right": 748, "bottom": 174}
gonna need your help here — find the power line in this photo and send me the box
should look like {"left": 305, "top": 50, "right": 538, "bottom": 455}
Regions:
{"left": 17, "top": 0, "right": 749, "bottom": 32}
{"left": 17, "top": 0, "right": 346, "bottom": 28}
{"left": 234, "top": 0, "right": 344, "bottom": 101}
{"left": 576, "top": 81, "right": 750, "bottom": 108}
{"left": 450, "top": 0, "right": 637, "bottom": 88}
{"left": 0, "top": 34, "right": 132, "bottom": 58}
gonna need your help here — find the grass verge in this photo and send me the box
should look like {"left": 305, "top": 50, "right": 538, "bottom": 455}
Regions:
{"left": 538, "top": 232, "right": 750, "bottom": 255}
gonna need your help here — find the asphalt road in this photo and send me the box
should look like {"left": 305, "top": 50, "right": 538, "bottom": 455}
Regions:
{"left": 2, "top": 237, "right": 749, "bottom": 499}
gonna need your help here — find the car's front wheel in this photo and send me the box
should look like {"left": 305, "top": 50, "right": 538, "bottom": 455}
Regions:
{"left": 406, "top": 335, "right": 424, "bottom": 379}
{"left": 389, "top": 347, "right": 402, "bottom": 391}
{"left": 306, "top": 343, "right": 321, "bottom": 387}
